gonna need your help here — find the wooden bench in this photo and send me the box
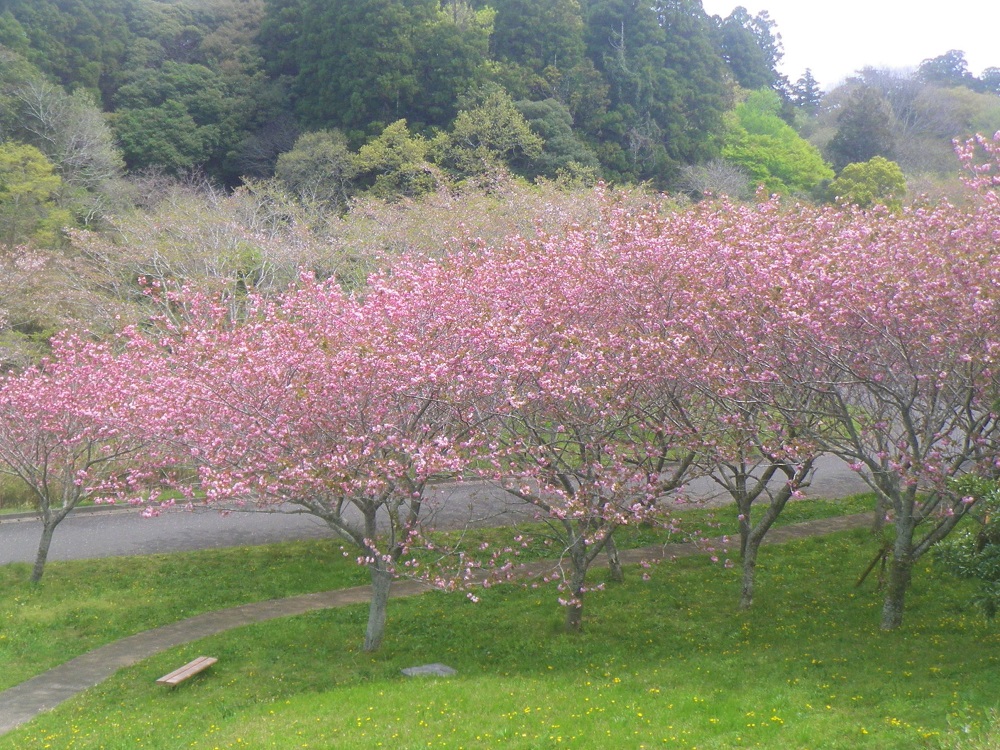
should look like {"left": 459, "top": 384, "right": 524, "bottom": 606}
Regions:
{"left": 156, "top": 656, "right": 218, "bottom": 686}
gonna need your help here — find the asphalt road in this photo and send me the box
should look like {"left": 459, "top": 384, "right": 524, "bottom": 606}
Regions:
{"left": 0, "top": 455, "right": 870, "bottom": 565}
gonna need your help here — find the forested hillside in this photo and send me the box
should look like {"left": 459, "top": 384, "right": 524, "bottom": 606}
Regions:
{"left": 0, "top": 0, "right": 780, "bottom": 187}
{"left": 2, "top": 0, "right": 997, "bottom": 191}
{"left": 1, "top": 0, "right": 999, "bottom": 368}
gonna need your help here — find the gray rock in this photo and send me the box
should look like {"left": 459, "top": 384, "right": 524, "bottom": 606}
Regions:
{"left": 401, "top": 663, "right": 457, "bottom": 677}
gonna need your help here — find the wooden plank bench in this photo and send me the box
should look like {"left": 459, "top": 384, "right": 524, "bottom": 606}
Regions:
{"left": 156, "top": 656, "right": 218, "bottom": 686}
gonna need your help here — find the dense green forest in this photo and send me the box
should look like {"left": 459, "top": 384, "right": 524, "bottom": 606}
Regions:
{"left": 1, "top": 0, "right": 998, "bottom": 194}
{"left": 1, "top": 0, "right": 999, "bottom": 365}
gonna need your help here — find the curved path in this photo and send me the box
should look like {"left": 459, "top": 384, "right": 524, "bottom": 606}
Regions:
{"left": 0, "top": 512, "right": 873, "bottom": 736}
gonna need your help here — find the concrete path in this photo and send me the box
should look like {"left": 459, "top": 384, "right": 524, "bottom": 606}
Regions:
{"left": 0, "top": 455, "right": 870, "bottom": 564}
{"left": 0, "top": 512, "right": 873, "bottom": 737}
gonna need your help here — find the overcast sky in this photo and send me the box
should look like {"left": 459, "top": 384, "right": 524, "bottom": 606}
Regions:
{"left": 701, "top": 0, "right": 1000, "bottom": 91}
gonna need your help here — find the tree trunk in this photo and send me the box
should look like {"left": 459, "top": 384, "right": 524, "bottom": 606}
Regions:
{"left": 739, "top": 538, "right": 760, "bottom": 611}
{"left": 738, "top": 510, "right": 751, "bottom": 559}
{"left": 872, "top": 492, "right": 889, "bottom": 534}
{"left": 31, "top": 521, "right": 57, "bottom": 584}
{"left": 562, "top": 532, "right": 591, "bottom": 633}
{"left": 364, "top": 564, "right": 392, "bottom": 652}
{"left": 564, "top": 563, "right": 587, "bottom": 634}
{"left": 881, "top": 518, "right": 914, "bottom": 630}
{"left": 605, "top": 533, "right": 624, "bottom": 583}
{"left": 881, "top": 553, "right": 912, "bottom": 630}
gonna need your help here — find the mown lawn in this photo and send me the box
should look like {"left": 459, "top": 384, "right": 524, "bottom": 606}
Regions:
{"left": 0, "top": 538, "right": 371, "bottom": 691}
{"left": 1, "top": 508, "right": 998, "bottom": 749}
{"left": 0, "top": 494, "right": 875, "bottom": 692}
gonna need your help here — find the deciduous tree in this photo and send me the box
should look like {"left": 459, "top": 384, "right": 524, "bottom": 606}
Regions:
{"left": 130, "top": 272, "right": 494, "bottom": 651}
{"left": 0, "top": 141, "right": 72, "bottom": 247}
{"left": 828, "top": 156, "right": 906, "bottom": 209}
{"left": 0, "top": 333, "right": 147, "bottom": 582}
{"left": 783, "top": 146, "right": 1000, "bottom": 628}
{"left": 721, "top": 88, "right": 833, "bottom": 195}
{"left": 445, "top": 216, "right": 703, "bottom": 631}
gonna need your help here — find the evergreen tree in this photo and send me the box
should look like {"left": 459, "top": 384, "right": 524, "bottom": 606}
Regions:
{"left": 981, "top": 67, "right": 1000, "bottom": 96}
{"left": 584, "top": 0, "right": 729, "bottom": 184}
{"left": 918, "top": 49, "right": 976, "bottom": 88}
{"left": 515, "top": 97, "right": 599, "bottom": 177}
{"left": 483, "top": 0, "right": 585, "bottom": 73}
{"left": 410, "top": 2, "right": 494, "bottom": 127}
{"left": 258, "top": 0, "right": 302, "bottom": 78}
{"left": 285, "top": 0, "right": 490, "bottom": 133}
{"left": 715, "top": 6, "right": 783, "bottom": 91}
{"left": 791, "top": 68, "right": 822, "bottom": 112}
{"left": 0, "top": 0, "right": 133, "bottom": 98}
{"left": 827, "top": 86, "right": 896, "bottom": 171}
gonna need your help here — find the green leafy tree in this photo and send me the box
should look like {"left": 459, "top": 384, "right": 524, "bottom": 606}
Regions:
{"left": 470, "top": 0, "right": 585, "bottom": 102}
{"left": 549, "top": 58, "right": 612, "bottom": 134}
{"left": 918, "top": 49, "right": 976, "bottom": 89}
{"left": 0, "top": 10, "right": 30, "bottom": 57}
{"left": 353, "top": 120, "right": 440, "bottom": 199}
{"left": 258, "top": 0, "right": 302, "bottom": 77}
{"left": 0, "top": 141, "right": 73, "bottom": 246}
{"left": 281, "top": 0, "right": 489, "bottom": 132}
{"left": 0, "top": 46, "right": 46, "bottom": 132}
{"left": 828, "top": 156, "right": 906, "bottom": 210}
{"left": 113, "top": 61, "right": 228, "bottom": 121}
{"left": 110, "top": 60, "right": 263, "bottom": 180}
{"left": 111, "top": 101, "right": 214, "bottom": 173}
{"left": 408, "top": 2, "right": 494, "bottom": 127}
{"left": 514, "top": 98, "right": 599, "bottom": 178}
{"left": 481, "top": 0, "right": 585, "bottom": 74}
{"left": 433, "top": 87, "right": 543, "bottom": 179}
{"left": 721, "top": 88, "right": 833, "bottom": 195}
{"left": 192, "top": 0, "right": 269, "bottom": 76}
{"left": 936, "top": 478, "right": 1000, "bottom": 618}
{"left": 274, "top": 130, "right": 357, "bottom": 207}
{"left": 0, "top": 0, "right": 132, "bottom": 95}
{"left": 585, "top": 0, "right": 729, "bottom": 184}
{"left": 981, "top": 68, "right": 1000, "bottom": 96}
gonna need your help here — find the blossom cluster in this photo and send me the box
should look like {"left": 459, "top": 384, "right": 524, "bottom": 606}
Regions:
{"left": 3, "top": 135, "right": 999, "bottom": 629}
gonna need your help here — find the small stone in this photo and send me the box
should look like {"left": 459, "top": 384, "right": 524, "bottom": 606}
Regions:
{"left": 401, "top": 663, "right": 457, "bottom": 677}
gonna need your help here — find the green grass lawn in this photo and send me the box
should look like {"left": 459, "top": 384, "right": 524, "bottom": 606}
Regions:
{"left": 0, "top": 494, "right": 876, "bottom": 694}
{"left": 2, "top": 498, "right": 999, "bottom": 749}
{"left": 0, "top": 539, "right": 371, "bottom": 690}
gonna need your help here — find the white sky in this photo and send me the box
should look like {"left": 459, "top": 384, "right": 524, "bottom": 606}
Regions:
{"left": 701, "top": 0, "right": 1000, "bottom": 91}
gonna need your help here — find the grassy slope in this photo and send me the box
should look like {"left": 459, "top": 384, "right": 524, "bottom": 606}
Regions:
{"left": 0, "top": 539, "right": 371, "bottom": 690}
{"left": 0, "top": 495, "right": 875, "bottom": 691}
{"left": 2, "top": 514, "right": 998, "bottom": 749}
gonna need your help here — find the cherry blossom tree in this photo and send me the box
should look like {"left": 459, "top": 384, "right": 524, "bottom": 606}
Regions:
{"left": 675, "top": 214, "right": 820, "bottom": 609}
{"left": 440, "top": 216, "right": 705, "bottom": 633}
{"left": 721, "top": 138, "right": 1000, "bottom": 628}
{"left": 802, "top": 196, "right": 1000, "bottom": 629}
{"left": 132, "top": 273, "right": 493, "bottom": 651}
{"left": 630, "top": 197, "right": 837, "bottom": 611}
{"left": 0, "top": 333, "right": 148, "bottom": 582}
{"left": 94, "top": 136, "right": 1000, "bottom": 639}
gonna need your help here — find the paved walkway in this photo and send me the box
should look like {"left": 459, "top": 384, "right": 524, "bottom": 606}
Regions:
{"left": 0, "top": 512, "right": 873, "bottom": 736}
